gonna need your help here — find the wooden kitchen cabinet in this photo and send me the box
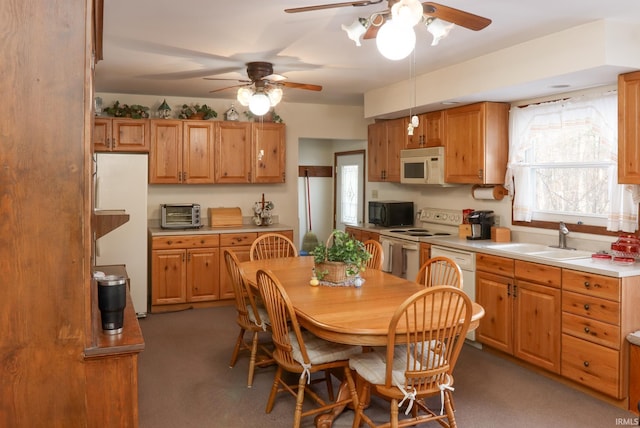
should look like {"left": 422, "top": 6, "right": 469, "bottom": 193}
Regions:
{"left": 149, "top": 119, "right": 215, "bottom": 184}
{"left": 419, "top": 242, "right": 431, "bottom": 266}
{"left": 216, "top": 121, "right": 286, "bottom": 183}
{"left": 368, "top": 118, "right": 406, "bottom": 182}
{"left": 344, "top": 226, "right": 378, "bottom": 243}
{"left": 444, "top": 102, "right": 509, "bottom": 184}
{"left": 94, "top": 117, "right": 150, "bottom": 152}
{"left": 618, "top": 71, "right": 640, "bottom": 184}
{"left": 476, "top": 254, "right": 561, "bottom": 373}
{"left": 150, "top": 234, "right": 221, "bottom": 312}
{"left": 406, "top": 111, "right": 444, "bottom": 149}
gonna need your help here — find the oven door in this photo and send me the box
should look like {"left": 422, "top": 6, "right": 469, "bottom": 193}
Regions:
{"left": 379, "top": 236, "right": 420, "bottom": 280}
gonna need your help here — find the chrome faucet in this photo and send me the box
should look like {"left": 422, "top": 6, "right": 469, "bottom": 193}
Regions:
{"left": 553, "top": 222, "right": 575, "bottom": 250}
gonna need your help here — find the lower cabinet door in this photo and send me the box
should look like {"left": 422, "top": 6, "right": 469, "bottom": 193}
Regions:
{"left": 187, "top": 247, "right": 220, "bottom": 301}
{"left": 151, "top": 249, "right": 187, "bottom": 305}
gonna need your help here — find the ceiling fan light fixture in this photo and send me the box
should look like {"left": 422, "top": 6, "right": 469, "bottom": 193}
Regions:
{"left": 237, "top": 87, "right": 253, "bottom": 106}
{"left": 341, "top": 17, "right": 369, "bottom": 46}
{"left": 249, "top": 91, "right": 271, "bottom": 116}
{"left": 391, "top": 0, "right": 424, "bottom": 28}
{"left": 426, "top": 18, "right": 454, "bottom": 46}
{"left": 376, "top": 19, "right": 416, "bottom": 61}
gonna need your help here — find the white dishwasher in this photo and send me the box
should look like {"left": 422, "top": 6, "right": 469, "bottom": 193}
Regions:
{"left": 430, "top": 245, "right": 478, "bottom": 342}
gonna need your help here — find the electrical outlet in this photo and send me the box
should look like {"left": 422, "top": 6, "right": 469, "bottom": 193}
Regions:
{"left": 494, "top": 216, "right": 500, "bottom": 227}
{"left": 372, "top": 190, "right": 378, "bottom": 198}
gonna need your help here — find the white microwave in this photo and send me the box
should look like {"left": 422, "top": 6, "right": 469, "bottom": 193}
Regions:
{"left": 400, "top": 146, "right": 450, "bottom": 185}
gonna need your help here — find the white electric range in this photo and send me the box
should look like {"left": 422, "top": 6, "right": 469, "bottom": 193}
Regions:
{"left": 378, "top": 208, "right": 463, "bottom": 280}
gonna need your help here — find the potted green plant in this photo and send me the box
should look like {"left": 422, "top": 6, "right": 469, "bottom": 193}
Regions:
{"left": 178, "top": 104, "right": 217, "bottom": 120}
{"left": 311, "top": 230, "right": 371, "bottom": 282}
{"left": 104, "top": 101, "right": 150, "bottom": 118}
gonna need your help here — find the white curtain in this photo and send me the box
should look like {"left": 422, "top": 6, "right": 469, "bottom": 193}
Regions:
{"left": 505, "top": 92, "right": 640, "bottom": 232}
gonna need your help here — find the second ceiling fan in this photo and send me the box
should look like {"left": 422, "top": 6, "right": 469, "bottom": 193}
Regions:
{"left": 286, "top": 1, "right": 491, "bottom": 59}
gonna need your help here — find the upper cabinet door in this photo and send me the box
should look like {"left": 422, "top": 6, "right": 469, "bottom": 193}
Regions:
{"left": 183, "top": 121, "right": 215, "bottom": 184}
{"left": 253, "top": 123, "right": 286, "bottom": 183}
{"left": 216, "top": 121, "right": 252, "bottom": 183}
{"left": 618, "top": 71, "right": 640, "bottom": 184}
{"left": 444, "top": 102, "right": 509, "bottom": 184}
{"left": 111, "top": 118, "right": 150, "bottom": 152}
{"left": 149, "top": 120, "right": 183, "bottom": 184}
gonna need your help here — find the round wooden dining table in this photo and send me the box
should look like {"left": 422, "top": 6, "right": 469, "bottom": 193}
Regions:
{"left": 240, "top": 256, "right": 485, "bottom": 346}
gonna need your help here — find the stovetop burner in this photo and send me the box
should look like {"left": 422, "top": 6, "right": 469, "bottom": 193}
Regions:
{"left": 408, "top": 232, "right": 432, "bottom": 236}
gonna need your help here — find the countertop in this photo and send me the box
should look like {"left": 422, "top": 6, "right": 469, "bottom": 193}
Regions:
{"left": 148, "top": 223, "right": 295, "bottom": 236}
{"left": 424, "top": 236, "right": 640, "bottom": 278}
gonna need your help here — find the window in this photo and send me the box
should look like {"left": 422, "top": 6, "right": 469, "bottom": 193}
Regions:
{"left": 506, "top": 91, "right": 639, "bottom": 233}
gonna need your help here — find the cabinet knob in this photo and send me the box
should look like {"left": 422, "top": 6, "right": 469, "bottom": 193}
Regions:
{"left": 584, "top": 281, "right": 590, "bottom": 288}
{"left": 583, "top": 361, "right": 590, "bottom": 367}
{"left": 584, "top": 304, "right": 590, "bottom": 310}
{"left": 167, "top": 240, "right": 172, "bottom": 245}
{"left": 584, "top": 327, "right": 590, "bottom": 333}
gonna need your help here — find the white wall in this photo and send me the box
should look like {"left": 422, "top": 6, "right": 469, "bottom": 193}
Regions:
{"left": 96, "top": 93, "right": 370, "bottom": 246}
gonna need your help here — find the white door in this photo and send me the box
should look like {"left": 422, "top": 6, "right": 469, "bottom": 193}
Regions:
{"left": 335, "top": 151, "right": 365, "bottom": 231}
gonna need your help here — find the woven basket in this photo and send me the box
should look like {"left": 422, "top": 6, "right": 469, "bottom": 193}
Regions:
{"left": 314, "top": 231, "right": 358, "bottom": 284}
{"left": 315, "top": 261, "right": 356, "bottom": 284}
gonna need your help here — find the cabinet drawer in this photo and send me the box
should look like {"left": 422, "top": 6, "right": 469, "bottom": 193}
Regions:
{"left": 515, "top": 260, "right": 560, "bottom": 288}
{"left": 562, "top": 269, "right": 620, "bottom": 301}
{"left": 562, "top": 290, "right": 620, "bottom": 325}
{"left": 476, "top": 253, "right": 514, "bottom": 277}
{"left": 219, "top": 232, "right": 258, "bottom": 247}
{"left": 152, "top": 235, "right": 219, "bottom": 249}
{"left": 562, "top": 312, "right": 620, "bottom": 349}
{"left": 561, "top": 333, "right": 620, "bottom": 398}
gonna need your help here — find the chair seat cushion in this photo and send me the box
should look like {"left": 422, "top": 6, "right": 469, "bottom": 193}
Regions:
{"left": 289, "top": 331, "right": 361, "bottom": 365}
{"left": 247, "top": 304, "right": 270, "bottom": 327}
{"left": 350, "top": 344, "right": 446, "bottom": 386}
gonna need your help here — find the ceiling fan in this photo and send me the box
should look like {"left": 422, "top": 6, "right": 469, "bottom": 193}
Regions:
{"left": 285, "top": 1, "right": 491, "bottom": 41}
{"left": 205, "top": 61, "right": 322, "bottom": 115}
{"left": 205, "top": 61, "right": 322, "bottom": 94}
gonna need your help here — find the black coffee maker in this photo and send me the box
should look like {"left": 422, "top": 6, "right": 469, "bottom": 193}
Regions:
{"left": 467, "top": 210, "right": 495, "bottom": 240}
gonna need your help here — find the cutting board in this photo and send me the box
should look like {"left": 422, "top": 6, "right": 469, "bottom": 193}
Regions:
{"left": 208, "top": 207, "right": 242, "bottom": 227}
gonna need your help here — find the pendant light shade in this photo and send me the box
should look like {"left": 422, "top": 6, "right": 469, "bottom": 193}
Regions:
{"left": 248, "top": 91, "right": 271, "bottom": 116}
{"left": 391, "top": 0, "right": 424, "bottom": 27}
{"left": 376, "top": 19, "right": 416, "bottom": 61}
{"left": 341, "top": 17, "right": 369, "bottom": 46}
{"left": 426, "top": 18, "right": 454, "bottom": 46}
{"left": 267, "top": 86, "right": 283, "bottom": 106}
{"left": 237, "top": 87, "right": 252, "bottom": 106}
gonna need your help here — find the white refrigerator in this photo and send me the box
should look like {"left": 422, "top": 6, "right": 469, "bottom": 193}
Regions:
{"left": 95, "top": 153, "right": 148, "bottom": 316}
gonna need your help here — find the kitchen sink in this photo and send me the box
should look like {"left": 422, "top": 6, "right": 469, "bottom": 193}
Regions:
{"left": 525, "top": 249, "right": 593, "bottom": 260}
{"left": 489, "top": 243, "right": 551, "bottom": 253}
{"left": 489, "top": 243, "right": 592, "bottom": 260}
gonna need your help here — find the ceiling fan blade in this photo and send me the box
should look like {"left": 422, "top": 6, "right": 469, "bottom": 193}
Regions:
{"left": 209, "top": 83, "right": 248, "bottom": 93}
{"left": 263, "top": 73, "right": 288, "bottom": 82}
{"left": 280, "top": 81, "right": 323, "bottom": 91}
{"left": 285, "top": 0, "right": 382, "bottom": 13}
{"left": 203, "top": 77, "right": 251, "bottom": 83}
{"left": 422, "top": 2, "right": 491, "bottom": 31}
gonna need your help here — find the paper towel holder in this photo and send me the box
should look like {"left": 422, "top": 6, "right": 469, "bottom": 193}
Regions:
{"left": 471, "top": 184, "right": 507, "bottom": 201}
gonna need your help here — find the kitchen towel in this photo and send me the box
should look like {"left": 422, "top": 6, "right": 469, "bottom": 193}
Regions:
{"left": 391, "top": 243, "right": 404, "bottom": 277}
{"left": 381, "top": 240, "right": 392, "bottom": 272}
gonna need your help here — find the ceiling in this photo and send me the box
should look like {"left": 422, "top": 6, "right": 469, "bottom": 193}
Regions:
{"left": 96, "top": 0, "right": 640, "bottom": 112}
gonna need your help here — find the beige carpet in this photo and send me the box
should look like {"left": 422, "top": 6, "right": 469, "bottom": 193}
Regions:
{"left": 137, "top": 306, "right": 636, "bottom": 427}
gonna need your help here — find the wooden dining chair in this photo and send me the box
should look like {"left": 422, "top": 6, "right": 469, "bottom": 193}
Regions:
{"left": 415, "top": 256, "right": 463, "bottom": 289}
{"left": 223, "top": 249, "right": 274, "bottom": 388}
{"left": 363, "top": 239, "right": 384, "bottom": 270}
{"left": 255, "top": 268, "right": 361, "bottom": 428}
{"left": 349, "top": 286, "right": 473, "bottom": 428}
{"left": 250, "top": 233, "right": 298, "bottom": 261}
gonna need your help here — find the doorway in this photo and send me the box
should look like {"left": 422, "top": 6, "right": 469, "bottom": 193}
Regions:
{"left": 334, "top": 150, "right": 366, "bottom": 230}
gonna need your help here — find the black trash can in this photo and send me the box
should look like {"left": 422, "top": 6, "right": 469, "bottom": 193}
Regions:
{"left": 97, "top": 275, "right": 127, "bottom": 335}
